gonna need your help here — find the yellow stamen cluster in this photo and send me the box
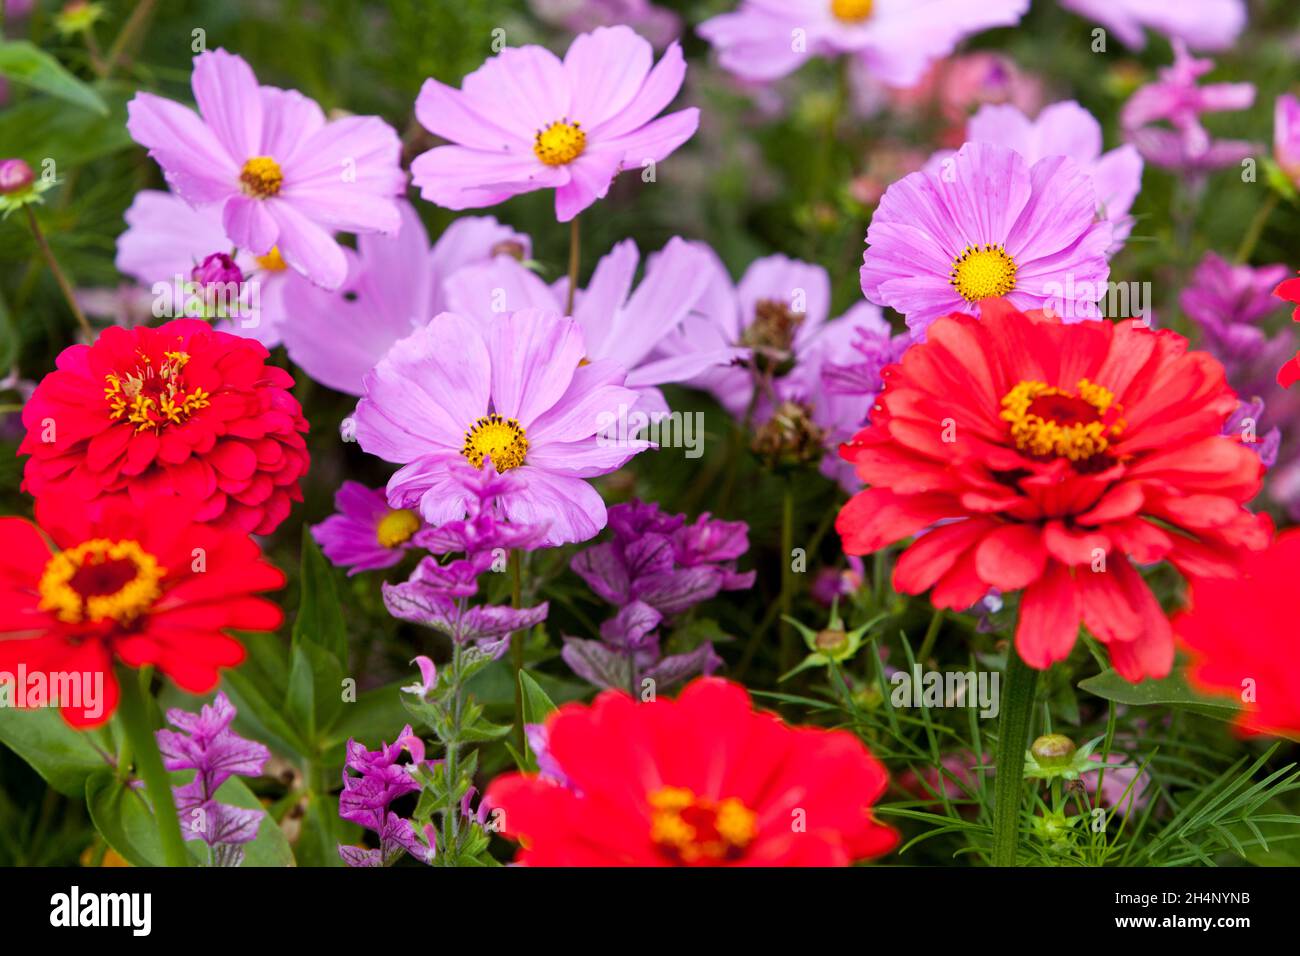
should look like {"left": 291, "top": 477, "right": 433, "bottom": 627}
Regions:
{"left": 1000, "top": 378, "right": 1126, "bottom": 462}
{"left": 950, "top": 244, "right": 1018, "bottom": 303}
{"left": 104, "top": 350, "right": 210, "bottom": 433}
{"left": 534, "top": 120, "right": 586, "bottom": 166}
{"left": 38, "top": 539, "right": 164, "bottom": 625}
{"left": 648, "top": 786, "right": 758, "bottom": 865}
{"left": 376, "top": 508, "right": 420, "bottom": 549}
{"left": 831, "top": 0, "right": 874, "bottom": 23}
{"left": 256, "top": 246, "right": 287, "bottom": 272}
{"left": 240, "top": 156, "right": 284, "bottom": 198}
{"left": 462, "top": 413, "right": 529, "bottom": 472}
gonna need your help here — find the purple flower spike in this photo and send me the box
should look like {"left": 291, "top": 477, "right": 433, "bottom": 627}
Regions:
{"left": 337, "top": 729, "right": 436, "bottom": 867}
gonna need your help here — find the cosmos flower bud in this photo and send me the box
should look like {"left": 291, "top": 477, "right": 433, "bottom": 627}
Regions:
{"left": 1031, "top": 734, "right": 1078, "bottom": 768}
{"left": 191, "top": 251, "right": 244, "bottom": 288}
{"left": 0, "top": 159, "right": 35, "bottom": 195}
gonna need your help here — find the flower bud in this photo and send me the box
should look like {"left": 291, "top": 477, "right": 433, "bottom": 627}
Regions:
{"left": 1030, "top": 733, "right": 1077, "bottom": 768}
{"left": 0, "top": 159, "right": 35, "bottom": 195}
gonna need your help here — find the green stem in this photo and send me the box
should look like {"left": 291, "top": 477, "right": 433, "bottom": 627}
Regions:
{"left": 103, "top": 0, "right": 158, "bottom": 77}
{"left": 441, "top": 642, "right": 465, "bottom": 863}
{"left": 991, "top": 647, "right": 1038, "bottom": 867}
{"left": 777, "top": 478, "right": 796, "bottom": 674}
{"left": 510, "top": 551, "right": 525, "bottom": 754}
{"left": 1235, "top": 192, "right": 1280, "bottom": 264}
{"left": 564, "top": 215, "right": 581, "bottom": 315}
{"left": 115, "top": 666, "right": 188, "bottom": 867}
{"left": 25, "top": 206, "right": 93, "bottom": 340}
{"left": 916, "top": 608, "right": 945, "bottom": 664}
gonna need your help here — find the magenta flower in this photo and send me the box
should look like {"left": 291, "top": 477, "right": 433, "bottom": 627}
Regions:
{"left": 127, "top": 48, "right": 406, "bottom": 291}
{"left": 337, "top": 730, "right": 437, "bottom": 867}
{"left": 1274, "top": 94, "right": 1300, "bottom": 187}
{"left": 1058, "top": 0, "right": 1245, "bottom": 52}
{"left": 1121, "top": 42, "right": 1256, "bottom": 178}
{"left": 933, "top": 101, "right": 1144, "bottom": 254}
{"left": 529, "top": 0, "right": 681, "bottom": 48}
{"left": 412, "top": 458, "right": 551, "bottom": 556}
{"left": 354, "top": 309, "right": 647, "bottom": 546}
{"left": 116, "top": 189, "right": 289, "bottom": 346}
{"left": 698, "top": 0, "right": 1029, "bottom": 89}
{"left": 311, "top": 482, "right": 424, "bottom": 576}
{"left": 411, "top": 26, "right": 698, "bottom": 222}
{"left": 281, "top": 202, "right": 529, "bottom": 395}
{"left": 445, "top": 236, "right": 744, "bottom": 414}
{"left": 860, "top": 141, "right": 1112, "bottom": 333}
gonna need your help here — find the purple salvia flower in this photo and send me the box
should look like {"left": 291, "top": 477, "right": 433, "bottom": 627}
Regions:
{"left": 1224, "top": 398, "right": 1281, "bottom": 470}
{"left": 337, "top": 728, "right": 436, "bottom": 867}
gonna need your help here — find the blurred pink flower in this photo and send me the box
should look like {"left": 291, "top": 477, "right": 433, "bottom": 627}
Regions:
{"left": 529, "top": 0, "right": 680, "bottom": 49}
{"left": 1274, "top": 93, "right": 1300, "bottom": 185}
{"left": 1059, "top": 0, "right": 1246, "bottom": 52}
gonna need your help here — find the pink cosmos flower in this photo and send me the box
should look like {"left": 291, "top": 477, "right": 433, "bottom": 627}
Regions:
{"left": 860, "top": 141, "right": 1112, "bottom": 334}
{"left": 126, "top": 48, "right": 406, "bottom": 291}
{"left": 529, "top": 0, "right": 681, "bottom": 49}
{"left": 929, "top": 102, "right": 1144, "bottom": 254}
{"left": 280, "top": 202, "right": 529, "bottom": 396}
{"left": 411, "top": 25, "right": 698, "bottom": 222}
{"left": 312, "top": 482, "right": 424, "bottom": 576}
{"left": 1058, "top": 0, "right": 1246, "bottom": 52}
{"left": 698, "top": 0, "right": 1029, "bottom": 89}
{"left": 1274, "top": 94, "right": 1300, "bottom": 187}
{"left": 354, "top": 309, "right": 648, "bottom": 546}
{"left": 115, "top": 189, "right": 289, "bottom": 346}
{"left": 443, "top": 237, "right": 744, "bottom": 415}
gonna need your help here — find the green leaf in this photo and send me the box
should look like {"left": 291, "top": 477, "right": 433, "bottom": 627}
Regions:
{"left": 0, "top": 707, "right": 108, "bottom": 797}
{"left": 1078, "top": 668, "right": 1241, "bottom": 720}
{"left": 286, "top": 641, "right": 344, "bottom": 743}
{"left": 0, "top": 41, "right": 108, "bottom": 114}
{"left": 222, "top": 668, "right": 310, "bottom": 759}
{"left": 323, "top": 678, "right": 413, "bottom": 749}
{"left": 518, "top": 670, "right": 557, "bottom": 726}
{"left": 292, "top": 528, "right": 348, "bottom": 664}
{"left": 294, "top": 790, "right": 347, "bottom": 867}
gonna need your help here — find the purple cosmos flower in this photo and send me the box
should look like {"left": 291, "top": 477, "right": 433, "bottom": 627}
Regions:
{"left": 354, "top": 309, "right": 647, "bottom": 546}
{"left": 127, "top": 48, "right": 406, "bottom": 291}
{"left": 311, "top": 481, "right": 424, "bottom": 575}
{"left": 931, "top": 101, "right": 1144, "bottom": 254}
{"left": 529, "top": 0, "right": 681, "bottom": 48}
{"left": 155, "top": 693, "right": 270, "bottom": 867}
{"left": 1120, "top": 42, "right": 1256, "bottom": 178}
{"left": 281, "top": 203, "right": 530, "bottom": 396}
{"left": 860, "top": 141, "right": 1112, "bottom": 334}
{"left": 445, "top": 237, "right": 745, "bottom": 415}
{"left": 411, "top": 25, "right": 698, "bottom": 222}
{"left": 698, "top": 0, "right": 1029, "bottom": 89}
{"left": 115, "top": 188, "right": 289, "bottom": 346}
{"left": 1058, "top": 0, "right": 1245, "bottom": 52}
{"left": 338, "top": 729, "right": 437, "bottom": 867}
{"left": 1274, "top": 94, "right": 1300, "bottom": 187}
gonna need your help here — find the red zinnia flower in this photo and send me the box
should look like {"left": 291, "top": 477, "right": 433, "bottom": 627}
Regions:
{"left": 1175, "top": 529, "right": 1300, "bottom": 739}
{"left": 484, "top": 677, "right": 898, "bottom": 866}
{"left": 19, "top": 319, "right": 309, "bottom": 535}
{"left": 1274, "top": 273, "right": 1300, "bottom": 388}
{"left": 836, "top": 300, "right": 1272, "bottom": 682}
{"left": 0, "top": 499, "right": 284, "bottom": 727}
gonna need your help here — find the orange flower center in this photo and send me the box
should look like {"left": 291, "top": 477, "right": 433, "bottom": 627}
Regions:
{"left": 462, "top": 414, "right": 529, "bottom": 472}
{"left": 376, "top": 508, "right": 420, "bottom": 549}
{"left": 950, "top": 244, "right": 1018, "bottom": 302}
{"left": 534, "top": 120, "right": 586, "bottom": 166}
{"left": 104, "top": 350, "right": 210, "bottom": 433}
{"left": 1000, "top": 378, "right": 1126, "bottom": 461}
{"left": 256, "top": 246, "right": 287, "bottom": 272}
{"left": 240, "top": 156, "right": 283, "bottom": 198}
{"left": 831, "top": 0, "right": 874, "bottom": 23}
{"left": 648, "top": 786, "right": 758, "bottom": 865}
{"left": 38, "top": 539, "right": 164, "bottom": 625}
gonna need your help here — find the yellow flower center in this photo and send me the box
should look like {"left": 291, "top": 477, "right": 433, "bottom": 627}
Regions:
{"left": 649, "top": 786, "right": 758, "bottom": 865}
{"left": 831, "top": 0, "right": 874, "bottom": 23}
{"left": 376, "top": 508, "right": 420, "bottom": 549}
{"left": 38, "top": 539, "right": 164, "bottom": 625}
{"left": 950, "top": 244, "right": 1018, "bottom": 303}
{"left": 1000, "top": 378, "right": 1126, "bottom": 462}
{"left": 255, "top": 246, "right": 287, "bottom": 272}
{"left": 239, "top": 156, "right": 283, "bottom": 198}
{"left": 462, "top": 414, "right": 529, "bottom": 472}
{"left": 104, "top": 350, "right": 210, "bottom": 433}
{"left": 533, "top": 120, "right": 586, "bottom": 166}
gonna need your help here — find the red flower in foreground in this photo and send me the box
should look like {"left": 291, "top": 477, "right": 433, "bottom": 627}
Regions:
{"left": 0, "top": 499, "right": 284, "bottom": 727}
{"left": 1275, "top": 273, "right": 1300, "bottom": 388}
{"left": 837, "top": 300, "right": 1272, "bottom": 682}
{"left": 1175, "top": 529, "right": 1300, "bottom": 739}
{"left": 484, "top": 678, "right": 897, "bottom": 866}
{"left": 19, "top": 319, "right": 309, "bottom": 535}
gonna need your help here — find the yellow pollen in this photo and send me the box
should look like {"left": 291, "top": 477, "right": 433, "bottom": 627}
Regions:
{"left": 462, "top": 413, "right": 529, "bottom": 472}
{"left": 38, "top": 539, "right": 164, "bottom": 625}
{"left": 950, "top": 244, "right": 1018, "bottom": 303}
{"left": 376, "top": 509, "right": 420, "bottom": 549}
{"left": 648, "top": 786, "right": 758, "bottom": 865}
{"left": 534, "top": 120, "right": 586, "bottom": 166}
{"left": 1000, "top": 378, "right": 1126, "bottom": 462}
{"left": 831, "top": 0, "right": 874, "bottom": 22}
{"left": 104, "top": 349, "right": 209, "bottom": 433}
{"left": 256, "top": 246, "right": 287, "bottom": 272}
{"left": 239, "top": 156, "right": 283, "bottom": 198}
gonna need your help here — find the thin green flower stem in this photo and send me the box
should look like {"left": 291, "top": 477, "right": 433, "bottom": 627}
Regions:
{"left": 115, "top": 665, "right": 188, "bottom": 867}
{"left": 991, "top": 646, "right": 1038, "bottom": 866}
{"left": 1234, "top": 192, "right": 1279, "bottom": 264}
{"left": 441, "top": 641, "right": 465, "bottom": 862}
{"left": 104, "top": 0, "right": 159, "bottom": 77}
{"left": 915, "top": 608, "right": 945, "bottom": 664}
{"left": 510, "top": 550, "right": 526, "bottom": 754}
{"left": 777, "top": 477, "right": 796, "bottom": 674}
{"left": 25, "top": 206, "right": 93, "bottom": 341}
{"left": 564, "top": 215, "right": 581, "bottom": 315}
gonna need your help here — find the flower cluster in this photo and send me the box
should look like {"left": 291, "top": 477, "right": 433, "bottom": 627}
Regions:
{"left": 337, "top": 729, "right": 438, "bottom": 867}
